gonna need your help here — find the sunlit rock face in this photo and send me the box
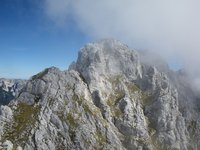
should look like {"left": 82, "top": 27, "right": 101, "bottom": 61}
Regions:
{"left": 0, "top": 39, "right": 199, "bottom": 150}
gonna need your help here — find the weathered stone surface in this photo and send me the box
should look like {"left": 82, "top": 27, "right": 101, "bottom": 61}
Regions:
{"left": 0, "top": 39, "right": 199, "bottom": 150}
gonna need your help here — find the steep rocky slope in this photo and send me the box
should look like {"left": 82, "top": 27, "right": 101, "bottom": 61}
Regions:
{"left": 0, "top": 39, "right": 199, "bottom": 150}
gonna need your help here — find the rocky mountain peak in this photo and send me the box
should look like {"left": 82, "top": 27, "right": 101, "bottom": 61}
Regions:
{"left": 70, "top": 39, "right": 143, "bottom": 95}
{"left": 0, "top": 39, "right": 200, "bottom": 150}
{"left": 74, "top": 39, "right": 142, "bottom": 79}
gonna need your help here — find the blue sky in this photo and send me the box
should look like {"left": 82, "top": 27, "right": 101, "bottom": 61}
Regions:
{"left": 0, "top": 0, "right": 90, "bottom": 79}
{"left": 1, "top": 0, "right": 198, "bottom": 79}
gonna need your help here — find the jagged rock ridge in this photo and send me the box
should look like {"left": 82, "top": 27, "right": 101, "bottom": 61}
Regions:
{"left": 0, "top": 39, "right": 199, "bottom": 150}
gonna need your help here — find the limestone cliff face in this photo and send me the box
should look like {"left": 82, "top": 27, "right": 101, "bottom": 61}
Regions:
{"left": 0, "top": 39, "right": 199, "bottom": 150}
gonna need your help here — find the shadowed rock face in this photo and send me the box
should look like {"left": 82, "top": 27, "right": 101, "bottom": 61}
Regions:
{"left": 0, "top": 39, "right": 199, "bottom": 150}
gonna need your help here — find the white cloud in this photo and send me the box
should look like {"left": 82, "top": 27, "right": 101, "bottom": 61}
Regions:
{"left": 44, "top": 0, "right": 73, "bottom": 26}
{"left": 44, "top": 0, "right": 200, "bottom": 89}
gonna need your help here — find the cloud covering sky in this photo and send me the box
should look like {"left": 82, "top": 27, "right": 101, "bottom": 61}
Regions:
{"left": 1, "top": 0, "right": 200, "bottom": 83}
{"left": 44, "top": 0, "right": 200, "bottom": 85}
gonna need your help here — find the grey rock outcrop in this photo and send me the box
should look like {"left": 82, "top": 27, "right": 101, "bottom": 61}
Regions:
{"left": 0, "top": 39, "right": 199, "bottom": 150}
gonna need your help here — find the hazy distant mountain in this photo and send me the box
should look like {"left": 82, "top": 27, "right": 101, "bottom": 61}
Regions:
{"left": 0, "top": 79, "right": 26, "bottom": 105}
{"left": 0, "top": 39, "right": 199, "bottom": 150}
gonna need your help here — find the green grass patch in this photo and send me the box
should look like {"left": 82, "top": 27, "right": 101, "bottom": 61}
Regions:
{"left": 31, "top": 69, "right": 48, "bottom": 80}
{"left": 2, "top": 102, "right": 40, "bottom": 147}
{"left": 188, "top": 120, "right": 197, "bottom": 135}
{"left": 107, "top": 93, "right": 124, "bottom": 118}
{"left": 126, "top": 82, "right": 140, "bottom": 93}
{"left": 94, "top": 128, "right": 106, "bottom": 150}
{"left": 141, "top": 94, "right": 154, "bottom": 106}
{"left": 67, "top": 113, "right": 78, "bottom": 128}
